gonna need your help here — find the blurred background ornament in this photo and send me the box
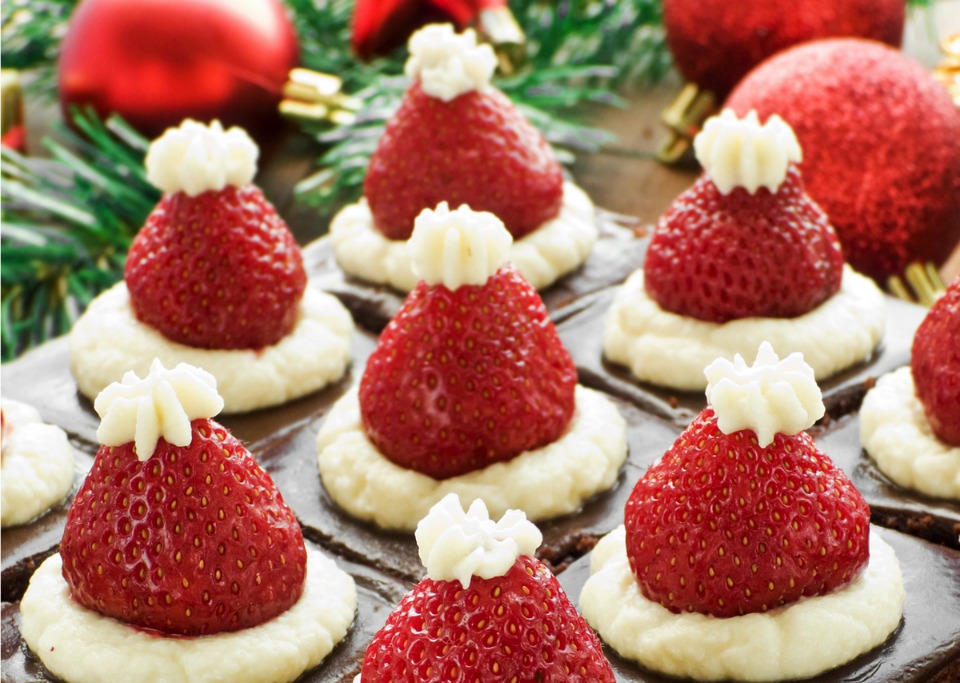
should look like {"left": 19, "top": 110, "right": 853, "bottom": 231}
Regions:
{"left": 663, "top": 0, "right": 905, "bottom": 100}
{"left": 657, "top": 0, "right": 907, "bottom": 162}
{"left": 57, "top": 0, "right": 300, "bottom": 147}
{"left": 351, "top": 0, "right": 521, "bottom": 64}
{"left": 726, "top": 38, "right": 960, "bottom": 287}
{"left": 933, "top": 33, "right": 960, "bottom": 106}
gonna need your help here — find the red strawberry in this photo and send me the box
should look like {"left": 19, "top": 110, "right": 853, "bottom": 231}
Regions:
{"left": 364, "top": 83, "right": 564, "bottom": 241}
{"left": 359, "top": 263, "right": 577, "bottom": 480}
{"left": 911, "top": 276, "right": 960, "bottom": 446}
{"left": 643, "top": 165, "right": 844, "bottom": 323}
{"left": 125, "top": 184, "right": 307, "bottom": 350}
{"left": 624, "top": 407, "right": 870, "bottom": 618}
{"left": 360, "top": 554, "right": 614, "bottom": 682}
{"left": 59, "top": 417, "right": 307, "bottom": 636}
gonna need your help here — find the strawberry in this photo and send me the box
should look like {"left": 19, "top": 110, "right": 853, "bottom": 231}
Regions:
{"left": 124, "top": 184, "right": 307, "bottom": 350}
{"left": 623, "top": 406, "right": 870, "bottom": 618}
{"left": 364, "top": 82, "right": 564, "bottom": 241}
{"left": 59, "top": 417, "right": 307, "bottom": 636}
{"left": 643, "top": 165, "right": 844, "bottom": 323}
{"left": 911, "top": 276, "right": 960, "bottom": 446}
{"left": 358, "top": 263, "right": 577, "bottom": 480}
{"left": 360, "top": 554, "right": 614, "bottom": 682}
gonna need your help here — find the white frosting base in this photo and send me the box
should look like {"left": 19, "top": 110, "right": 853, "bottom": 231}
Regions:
{"left": 604, "top": 265, "right": 885, "bottom": 391}
{"left": 70, "top": 283, "right": 354, "bottom": 415}
{"left": 21, "top": 549, "right": 356, "bottom": 683}
{"left": 327, "top": 181, "right": 596, "bottom": 293}
{"left": 0, "top": 399, "right": 76, "bottom": 528}
{"left": 580, "top": 527, "right": 904, "bottom": 682}
{"left": 860, "top": 366, "right": 960, "bottom": 500}
{"left": 316, "top": 385, "right": 627, "bottom": 531}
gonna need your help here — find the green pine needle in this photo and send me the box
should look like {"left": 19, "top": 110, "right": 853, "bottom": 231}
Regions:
{"left": 0, "top": 109, "right": 155, "bottom": 360}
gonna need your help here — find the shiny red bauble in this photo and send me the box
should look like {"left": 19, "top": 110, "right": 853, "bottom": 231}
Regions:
{"left": 58, "top": 0, "right": 299, "bottom": 143}
{"left": 663, "top": 0, "right": 904, "bottom": 98}
{"left": 726, "top": 39, "right": 960, "bottom": 285}
{"left": 352, "top": 0, "right": 506, "bottom": 60}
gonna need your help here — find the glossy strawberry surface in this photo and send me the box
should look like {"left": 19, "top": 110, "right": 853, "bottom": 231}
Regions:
{"left": 624, "top": 407, "right": 870, "bottom": 618}
{"left": 364, "top": 83, "right": 564, "bottom": 241}
{"left": 361, "top": 555, "right": 614, "bottom": 682}
{"left": 125, "top": 184, "right": 306, "bottom": 350}
{"left": 60, "top": 418, "right": 307, "bottom": 636}
{"left": 912, "top": 277, "right": 960, "bottom": 446}
{"left": 644, "top": 166, "right": 844, "bottom": 324}
{"left": 359, "top": 265, "right": 577, "bottom": 480}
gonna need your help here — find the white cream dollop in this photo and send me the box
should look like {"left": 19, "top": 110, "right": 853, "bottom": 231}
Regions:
{"left": 694, "top": 109, "right": 802, "bottom": 195}
{"left": 415, "top": 494, "right": 542, "bottom": 588}
{"left": 409, "top": 202, "right": 513, "bottom": 289}
{"left": 145, "top": 119, "right": 258, "bottom": 196}
{"left": 95, "top": 359, "right": 224, "bottom": 461}
{"left": 404, "top": 23, "right": 497, "bottom": 102}
{"left": 704, "top": 341, "right": 824, "bottom": 447}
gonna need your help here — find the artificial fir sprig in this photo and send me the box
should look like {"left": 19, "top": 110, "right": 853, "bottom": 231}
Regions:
{"left": 1, "top": 0, "right": 75, "bottom": 99}
{"left": 0, "top": 110, "right": 156, "bottom": 360}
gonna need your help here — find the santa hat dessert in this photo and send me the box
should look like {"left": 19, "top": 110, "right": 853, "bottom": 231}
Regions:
{"left": 318, "top": 202, "right": 626, "bottom": 530}
{"left": 860, "top": 276, "right": 960, "bottom": 500}
{"left": 604, "top": 109, "right": 886, "bottom": 392}
{"left": 581, "top": 342, "right": 904, "bottom": 681}
{"left": 329, "top": 23, "right": 597, "bottom": 294}
{"left": 20, "top": 360, "right": 356, "bottom": 683}
{"left": 357, "top": 494, "right": 615, "bottom": 682}
{"left": 70, "top": 120, "right": 354, "bottom": 414}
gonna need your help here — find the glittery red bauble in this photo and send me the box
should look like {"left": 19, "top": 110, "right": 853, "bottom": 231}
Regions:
{"left": 726, "top": 39, "right": 960, "bottom": 284}
{"left": 663, "top": 0, "right": 904, "bottom": 98}
{"left": 58, "top": 0, "right": 299, "bottom": 143}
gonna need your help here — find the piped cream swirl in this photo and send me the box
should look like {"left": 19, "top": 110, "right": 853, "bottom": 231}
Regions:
{"left": 694, "top": 109, "right": 802, "bottom": 195}
{"left": 409, "top": 202, "right": 513, "bottom": 289}
{"left": 95, "top": 359, "right": 224, "bottom": 460}
{"left": 704, "top": 341, "right": 824, "bottom": 447}
{"left": 145, "top": 119, "right": 258, "bottom": 196}
{"left": 415, "top": 494, "right": 542, "bottom": 588}
{"left": 404, "top": 23, "right": 497, "bottom": 101}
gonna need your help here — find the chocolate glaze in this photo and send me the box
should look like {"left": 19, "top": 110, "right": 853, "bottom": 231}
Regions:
{"left": 559, "top": 526, "right": 960, "bottom": 683}
{"left": 0, "top": 210, "right": 954, "bottom": 682}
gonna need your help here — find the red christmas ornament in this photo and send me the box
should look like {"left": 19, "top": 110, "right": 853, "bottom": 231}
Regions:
{"left": 726, "top": 38, "right": 960, "bottom": 285}
{"left": 663, "top": 0, "right": 904, "bottom": 99}
{"left": 352, "top": 0, "right": 506, "bottom": 59}
{"left": 58, "top": 0, "right": 299, "bottom": 144}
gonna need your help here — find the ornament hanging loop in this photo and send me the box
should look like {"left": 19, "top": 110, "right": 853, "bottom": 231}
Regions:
{"left": 279, "top": 69, "right": 363, "bottom": 125}
{"left": 478, "top": 6, "right": 526, "bottom": 75}
{"left": 933, "top": 33, "right": 960, "bottom": 107}
{"left": 657, "top": 83, "right": 717, "bottom": 165}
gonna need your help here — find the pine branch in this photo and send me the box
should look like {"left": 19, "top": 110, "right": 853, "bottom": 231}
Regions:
{"left": 1, "top": 0, "right": 78, "bottom": 99}
{"left": 0, "top": 109, "right": 156, "bottom": 360}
